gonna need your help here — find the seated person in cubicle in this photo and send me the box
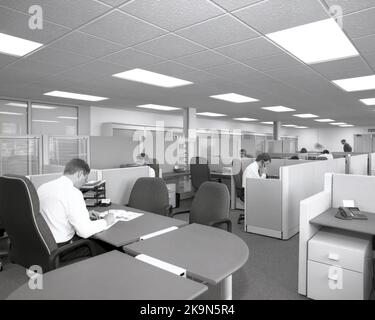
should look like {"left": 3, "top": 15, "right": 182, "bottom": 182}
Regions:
{"left": 240, "top": 148, "right": 252, "bottom": 158}
{"left": 300, "top": 147, "right": 307, "bottom": 153}
{"left": 136, "top": 152, "right": 150, "bottom": 165}
{"left": 289, "top": 155, "right": 299, "bottom": 160}
{"left": 242, "top": 153, "right": 271, "bottom": 188}
{"left": 38, "top": 158, "right": 116, "bottom": 261}
{"left": 317, "top": 149, "right": 333, "bottom": 160}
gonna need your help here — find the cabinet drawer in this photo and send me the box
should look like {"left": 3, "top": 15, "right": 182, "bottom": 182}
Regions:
{"left": 308, "top": 228, "right": 371, "bottom": 272}
{"left": 307, "top": 260, "right": 369, "bottom": 300}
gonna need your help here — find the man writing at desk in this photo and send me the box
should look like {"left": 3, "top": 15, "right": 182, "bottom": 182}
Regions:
{"left": 242, "top": 153, "right": 271, "bottom": 188}
{"left": 38, "top": 159, "right": 116, "bottom": 260}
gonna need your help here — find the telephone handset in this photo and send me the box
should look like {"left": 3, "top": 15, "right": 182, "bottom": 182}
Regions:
{"left": 335, "top": 207, "right": 368, "bottom": 220}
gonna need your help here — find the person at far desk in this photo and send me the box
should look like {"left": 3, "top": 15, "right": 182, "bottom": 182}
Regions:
{"left": 317, "top": 149, "right": 333, "bottom": 159}
{"left": 242, "top": 153, "right": 271, "bottom": 188}
{"left": 38, "top": 159, "right": 116, "bottom": 260}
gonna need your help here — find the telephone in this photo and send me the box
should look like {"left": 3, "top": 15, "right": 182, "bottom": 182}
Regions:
{"left": 335, "top": 207, "right": 368, "bottom": 220}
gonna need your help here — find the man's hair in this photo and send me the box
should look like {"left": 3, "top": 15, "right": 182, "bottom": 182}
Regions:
{"left": 256, "top": 153, "right": 271, "bottom": 163}
{"left": 64, "top": 158, "right": 90, "bottom": 176}
{"left": 322, "top": 149, "right": 330, "bottom": 154}
{"left": 300, "top": 148, "right": 307, "bottom": 153}
{"left": 341, "top": 139, "right": 346, "bottom": 143}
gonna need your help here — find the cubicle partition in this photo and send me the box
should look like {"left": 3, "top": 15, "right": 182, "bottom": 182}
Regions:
{"left": 298, "top": 173, "right": 375, "bottom": 295}
{"left": 100, "top": 166, "right": 150, "bottom": 205}
{"left": 347, "top": 154, "right": 369, "bottom": 175}
{"left": 28, "top": 170, "right": 100, "bottom": 189}
{"left": 369, "top": 153, "right": 375, "bottom": 176}
{"left": 245, "top": 158, "right": 346, "bottom": 239}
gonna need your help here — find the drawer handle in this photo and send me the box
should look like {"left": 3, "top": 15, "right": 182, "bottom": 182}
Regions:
{"left": 328, "top": 253, "right": 339, "bottom": 261}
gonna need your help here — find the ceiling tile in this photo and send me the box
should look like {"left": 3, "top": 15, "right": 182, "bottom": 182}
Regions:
{"left": 174, "top": 50, "right": 233, "bottom": 69}
{"left": 215, "top": 37, "right": 283, "bottom": 61}
{"left": 176, "top": 14, "right": 258, "bottom": 48}
{"left": 145, "top": 61, "right": 197, "bottom": 77}
{"left": 9, "top": 59, "right": 66, "bottom": 77}
{"left": 233, "top": 0, "right": 329, "bottom": 34}
{"left": 100, "top": 48, "right": 166, "bottom": 68}
{"left": 310, "top": 56, "right": 374, "bottom": 79}
{"left": 0, "top": 54, "right": 18, "bottom": 68}
{"left": 324, "top": 0, "right": 375, "bottom": 15}
{"left": 69, "top": 60, "right": 127, "bottom": 77}
{"left": 134, "top": 34, "right": 206, "bottom": 59}
{"left": 353, "top": 34, "right": 375, "bottom": 54}
{"left": 0, "top": 0, "right": 110, "bottom": 29}
{"left": 51, "top": 31, "right": 124, "bottom": 58}
{"left": 80, "top": 11, "right": 166, "bottom": 47}
{"left": 120, "top": 0, "right": 224, "bottom": 31}
{"left": 243, "top": 53, "right": 301, "bottom": 72}
{"left": 0, "top": 6, "right": 70, "bottom": 44}
{"left": 97, "top": 0, "right": 131, "bottom": 7}
{"left": 342, "top": 7, "right": 375, "bottom": 38}
{"left": 26, "top": 47, "right": 90, "bottom": 68}
{"left": 212, "top": 0, "right": 265, "bottom": 12}
{"left": 363, "top": 51, "right": 375, "bottom": 69}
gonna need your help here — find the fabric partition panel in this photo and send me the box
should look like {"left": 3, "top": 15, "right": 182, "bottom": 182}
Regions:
{"left": 370, "top": 153, "right": 375, "bottom": 176}
{"left": 281, "top": 158, "right": 346, "bottom": 239}
{"left": 348, "top": 154, "right": 369, "bottom": 175}
{"left": 101, "top": 166, "right": 150, "bottom": 205}
{"left": 332, "top": 174, "right": 375, "bottom": 212}
{"left": 28, "top": 172, "right": 62, "bottom": 189}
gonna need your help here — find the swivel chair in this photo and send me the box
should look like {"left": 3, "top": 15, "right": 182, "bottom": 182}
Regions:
{"left": 128, "top": 177, "right": 172, "bottom": 216}
{"left": 0, "top": 175, "right": 96, "bottom": 272}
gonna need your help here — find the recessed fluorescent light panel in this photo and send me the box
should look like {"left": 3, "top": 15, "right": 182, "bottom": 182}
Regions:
{"left": 293, "top": 114, "right": 318, "bottom": 118}
{"left": 330, "top": 122, "right": 347, "bottom": 125}
{"left": 282, "top": 124, "right": 298, "bottom": 127}
{"left": 210, "top": 93, "right": 259, "bottom": 103}
{"left": 136, "top": 104, "right": 181, "bottom": 111}
{"left": 32, "top": 120, "right": 59, "bottom": 123}
{"left": 332, "top": 75, "right": 375, "bottom": 92}
{"left": 314, "top": 119, "right": 334, "bottom": 122}
{"left": 266, "top": 18, "right": 358, "bottom": 64}
{"left": 112, "top": 68, "right": 193, "bottom": 88}
{"left": 261, "top": 122, "right": 273, "bottom": 125}
{"left": 340, "top": 124, "right": 354, "bottom": 127}
{"left": 6, "top": 102, "right": 27, "bottom": 108}
{"left": 57, "top": 116, "right": 78, "bottom": 120}
{"left": 295, "top": 126, "right": 308, "bottom": 129}
{"left": 261, "top": 106, "right": 296, "bottom": 112}
{"left": 32, "top": 105, "right": 57, "bottom": 110}
{"left": 197, "top": 112, "right": 226, "bottom": 117}
{"left": 44, "top": 91, "right": 108, "bottom": 102}
{"left": 0, "top": 32, "right": 43, "bottom": 57}
{"left": 360, "top": 98, "right": 375, "bottom": 106}
{"left": 0, "top": 111, "right": 23, "bottom": 115}
{"left": 233, "top": 118, "right": 258, "bottom": 121}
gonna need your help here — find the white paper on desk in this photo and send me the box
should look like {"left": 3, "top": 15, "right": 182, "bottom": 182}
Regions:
{"left": 343, "top": 200, "right": 355, "bottom": 207}
{"left": 100, "top": 209, "right": 143, "bottom": 221}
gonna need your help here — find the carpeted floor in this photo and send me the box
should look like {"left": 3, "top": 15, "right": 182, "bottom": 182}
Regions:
{"left": 0, "top": 200, "right": 309, "bottom": 300}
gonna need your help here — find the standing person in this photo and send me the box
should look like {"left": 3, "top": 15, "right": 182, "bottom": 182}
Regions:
{"left": 38, "top": 158, "right": 116, "bottom": 260}
{"left": 242, "top": 153, "right": 271, "bottom": 188}
{"left": 341, "top": 139, "right": 352, "bottom": 152}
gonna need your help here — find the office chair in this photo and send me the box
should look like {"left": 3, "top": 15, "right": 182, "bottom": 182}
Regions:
{"left": 0, "top": 226, "right": 8, "bottom": 272}
{"left": 172, "top": 181, "right": 232, "bottom": 232}
{"left": 0, "top": 175, "right": 96, "bottom": 272}
{"left": 233, "top": 170, "right": 245, "bottom": 224}
{"left": 190, "top": 156, "right": 221, "bottom": 191}
{"left": 128, "top": 177, "right": 172, "bottom": 216}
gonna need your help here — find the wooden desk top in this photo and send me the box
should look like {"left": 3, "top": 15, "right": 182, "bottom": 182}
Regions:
{"left": 124, "top": 223, "right": 249, "bottom": 285}
{"left": 7, "top": 251, "right": 207, "bottom": 300}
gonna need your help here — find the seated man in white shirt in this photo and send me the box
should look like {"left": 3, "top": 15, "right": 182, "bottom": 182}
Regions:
{"left": 38, "top": 158, "right": 116, "bottom": 261}
{"left": 242, "top": 153, "right": 271, "bottom": 188}
{"left": 317, "top": 149, "right": 333, "bottom": 160}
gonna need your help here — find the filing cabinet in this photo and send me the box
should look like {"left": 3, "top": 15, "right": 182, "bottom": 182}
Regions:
{"left": 307, "top": 227, "right": 373, "bottom": 300}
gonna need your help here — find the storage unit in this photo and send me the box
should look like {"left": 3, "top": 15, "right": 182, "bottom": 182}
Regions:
{"left": 81, "top": 180, "right": 106, "bottom": 207}
{"left": 307, "top": 228, "right": 373, "bottom": 300}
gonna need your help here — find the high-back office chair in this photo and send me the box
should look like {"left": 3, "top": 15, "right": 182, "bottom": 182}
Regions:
{"left": 0, "top": 224, "right": 8, "bottom": 271}
{"left": 172, "top": 181, "right": 232, "bottom": 232}
{"left": 190, "top": 156, "right": 221, "bottom": 191}
{"left": 0, "top": 175, "right": 95, "bottom": 272}
{"left": 128, "top": 177, "right": 171, "bottom": 216}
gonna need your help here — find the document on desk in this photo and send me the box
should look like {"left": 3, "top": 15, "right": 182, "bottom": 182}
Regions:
{"left": 99, "top": 209, "right": 143, "bottom": 221}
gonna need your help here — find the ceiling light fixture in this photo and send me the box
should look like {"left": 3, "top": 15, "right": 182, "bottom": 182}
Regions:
{"left": 0, "top": 32, "right": 43, "bottom": 57}
{"left": 210, "top": 93, "right": 259, "bottom": 103}
{"left": 44, "top": 91, "right": 108, "bottom": 102}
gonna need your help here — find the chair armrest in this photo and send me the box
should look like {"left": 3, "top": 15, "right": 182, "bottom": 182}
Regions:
{"left": 164, "top": 204, "right": 173, "bottom": 217}
{"left": 170, "top": 210, "right": 190, "bottom": 218}
{"left": 49, "top": 239, "right": 96, "bottom": 270}
{"left": 208, "top": 218, "right": 232, "bottom": 232}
